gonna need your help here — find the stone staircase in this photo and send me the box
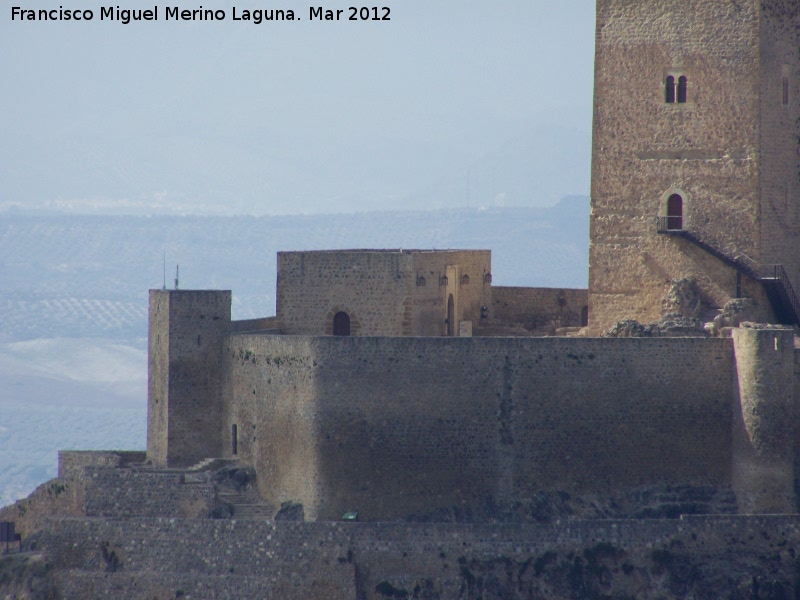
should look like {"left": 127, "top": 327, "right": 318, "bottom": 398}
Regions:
{"left": 657, "top": 220, "right": 800, "bottom": 326}
{"left": 218, "top": 492, "right": 274, "bottom": 520}
{"left": 188, "top": 457, "right": 229, "bottom": 472}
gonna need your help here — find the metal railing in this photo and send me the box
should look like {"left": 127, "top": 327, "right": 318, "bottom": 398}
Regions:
{"left": 656, "top": 215, "right": 683, "bottom": 233}
{"left": 759, "top": 264, "right": 800, "bottom": 326}
{"left": 655, "top": 217, "right": 800, "bottom": 325}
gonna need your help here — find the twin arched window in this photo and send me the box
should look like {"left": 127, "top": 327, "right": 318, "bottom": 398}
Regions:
{"left": 666, "top": 75, "right": 687, "bottom": 104}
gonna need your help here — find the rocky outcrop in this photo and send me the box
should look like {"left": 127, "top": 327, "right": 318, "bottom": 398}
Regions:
{"left": 0, "top": 478, "right": 84, "bottom": 539}
{"left": 274, "top": 501, "right": 305, "bottom": 522}
{"left": 705, "top": 298, "right": 760, "bottom": 336}
{"left": 0, "top": 553, "right": 59, "bottom": 600}
{"left": 605, "top": 280, "right": 711, "bottom": 337}
{"left": 661, "top": 278, "right": 702, "bottom": 319}
{"left": 604, "top": 315, "right": 706, "bottom": 337}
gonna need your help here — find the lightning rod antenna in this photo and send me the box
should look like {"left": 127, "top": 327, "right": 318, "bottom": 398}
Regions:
{"left": 174, "top": 264, "right": 179, "bottom": 290}
{"left": 162, "top": 251, "right": 166, "bottom": 290}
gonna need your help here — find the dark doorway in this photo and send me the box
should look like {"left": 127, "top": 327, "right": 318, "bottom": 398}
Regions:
{"left": 333, "top": 311, "right": 351, "bottom": 336}
{"left": 667, "top": 194, "right": 683, "bottom": 230}
{"left": 447, "top": 294, "right": 455, "bottom": 336}
{"left": 232, "top": 424, "right": 238, "bottom": 456}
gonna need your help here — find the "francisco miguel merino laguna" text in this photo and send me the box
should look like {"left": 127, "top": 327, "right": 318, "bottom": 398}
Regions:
{"left": 10, "top": 5, "right": 392, "bottom": 24}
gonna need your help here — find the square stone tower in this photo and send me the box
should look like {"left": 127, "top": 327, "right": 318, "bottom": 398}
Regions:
{"left": 588, "top": 0, "right": 800, "bottom": 334}
{"left": 147, "top": 290, "right": 231, "bottom": 467}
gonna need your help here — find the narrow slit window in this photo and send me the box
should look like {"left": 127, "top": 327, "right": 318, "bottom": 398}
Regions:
{"left": 665, "top": 75, "right": 675, "bottom": 103}
{"left": 677, "top": 76, "right": 687, "bottom": 103}
{"left": 782, "top": 65, "right": 790, "bottom": 107}
{"left": 783, "top": 77, "right": 789, "bottom": 106}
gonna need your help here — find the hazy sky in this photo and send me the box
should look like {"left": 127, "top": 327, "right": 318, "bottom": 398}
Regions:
{"left": 1, "top": 0, "right": 595, "bottom": 215}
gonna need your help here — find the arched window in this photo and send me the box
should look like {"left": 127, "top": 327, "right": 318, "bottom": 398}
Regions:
{"left": 333, "top": 311, "right": 351, "bottom": 336}
{"left": 665, "top": 75, "right": 675, "bottom": 103}
{"left": 667, "top": 194, "right": 683, "bottom": 230}
{"left": 677, "top": 76, "right": 687, "bottom": 103}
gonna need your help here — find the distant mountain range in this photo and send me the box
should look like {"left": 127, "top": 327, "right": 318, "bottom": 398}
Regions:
{"left": 0, "top": 197, "right": 589, "bottom": 343}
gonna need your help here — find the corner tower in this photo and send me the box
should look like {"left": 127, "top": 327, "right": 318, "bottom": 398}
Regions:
{"left": 147, "top": 290, "right": 231, "bottom": 467}
{"left": 588, "top": 0, "right": 800, "bottom": 333}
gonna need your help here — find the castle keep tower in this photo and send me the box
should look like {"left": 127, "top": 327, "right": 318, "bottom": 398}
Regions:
{"left": 147, "top": 290, "right": 231, "bottom": 467}
{"left": 589, "top": 0, "right": 800, "bottom": 333}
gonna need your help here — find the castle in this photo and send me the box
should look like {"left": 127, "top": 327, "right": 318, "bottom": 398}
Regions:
{"left": 146, "top": 0, "right": 800, "bottom": 520}
{"left": 5, "top": 1, "right": 800, "bottom": 597}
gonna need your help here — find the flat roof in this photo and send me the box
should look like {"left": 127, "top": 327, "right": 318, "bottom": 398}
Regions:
{"left": 278, "top": 249, "right": 491, "bottom": 255}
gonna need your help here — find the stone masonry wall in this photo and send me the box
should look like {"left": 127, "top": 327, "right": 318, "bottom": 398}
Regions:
{"left": 223, "top": 336, "right": 318, "bottom": 510}
{"left": 0, "top": 468, "right": 215, "bottom": 539}
{"left": 276, "top": 251, "right": 412, "bottom": 336}
{"left": 409, "top": 250, "right": 491, "bottom": 336}
{"left": 223, "top": 334, "right": 734, "bottom": 521}
{"left": 33, "top": 515, "right": 800, "bottom": 599}
{"left": 732, "top": 327, "right": 797, "bottom": 514}
{"left": 80, "top": 468, "right": 216, "bottom": 519}
{"left": 276, "top": 250, "right": 491, "bottom": 337}
{"left": 147, "top": 290, "right": 170, "bottom": 464}
{"left": 589, "top": 0, "right": 772, "bottom": 332}
{"left": 759, "top": 1, "right": 800, "bottom": 289}
{"left": 491, "top": 286, "right": 588, "bottom": 331}
{"left": 58, "top": 451, "right": 146, "bottom": 479}
{"left": 230, "top": 316, "right": 278, "bottom": 333}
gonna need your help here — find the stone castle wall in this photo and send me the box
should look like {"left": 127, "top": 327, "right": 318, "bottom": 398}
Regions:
{"left": 732, "top": 327, "right": 797, "bottom": 514}
{"left": 409, "top": 250, "right": 492, "bottom": 336}
{"left": 230, "top": 316, "right": 278, "bottom": 333}
{"left": 58, "top": 451, "right": 146, "bottom": 479}
{"left": 223, "top": 335, "right": 318, "bottom": 511}
{"left": 34, "top": 515, "right": 800, "bottom": 599}
{"left": 0, "top": 460, "right": 216, "bottom": 538}
{"left": 491, "top": 286, "right": 588, "bottom": 331}
{"left": 276, "top": 250, "right": 491, "bottom": 337}
{"left": 759, "top": 2, "right": 800, "bottom": 282}
{"left": 276, "top": 251, "right": 409, "bottom": 336}
{"left": 79, "top": 467, "right": 216, "bottom": 519}
{"left": 147, "top": 290, "right": 170, "bottom": 464}
{"left": 222, "top": 334, "right": 735, "bottom": 521}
